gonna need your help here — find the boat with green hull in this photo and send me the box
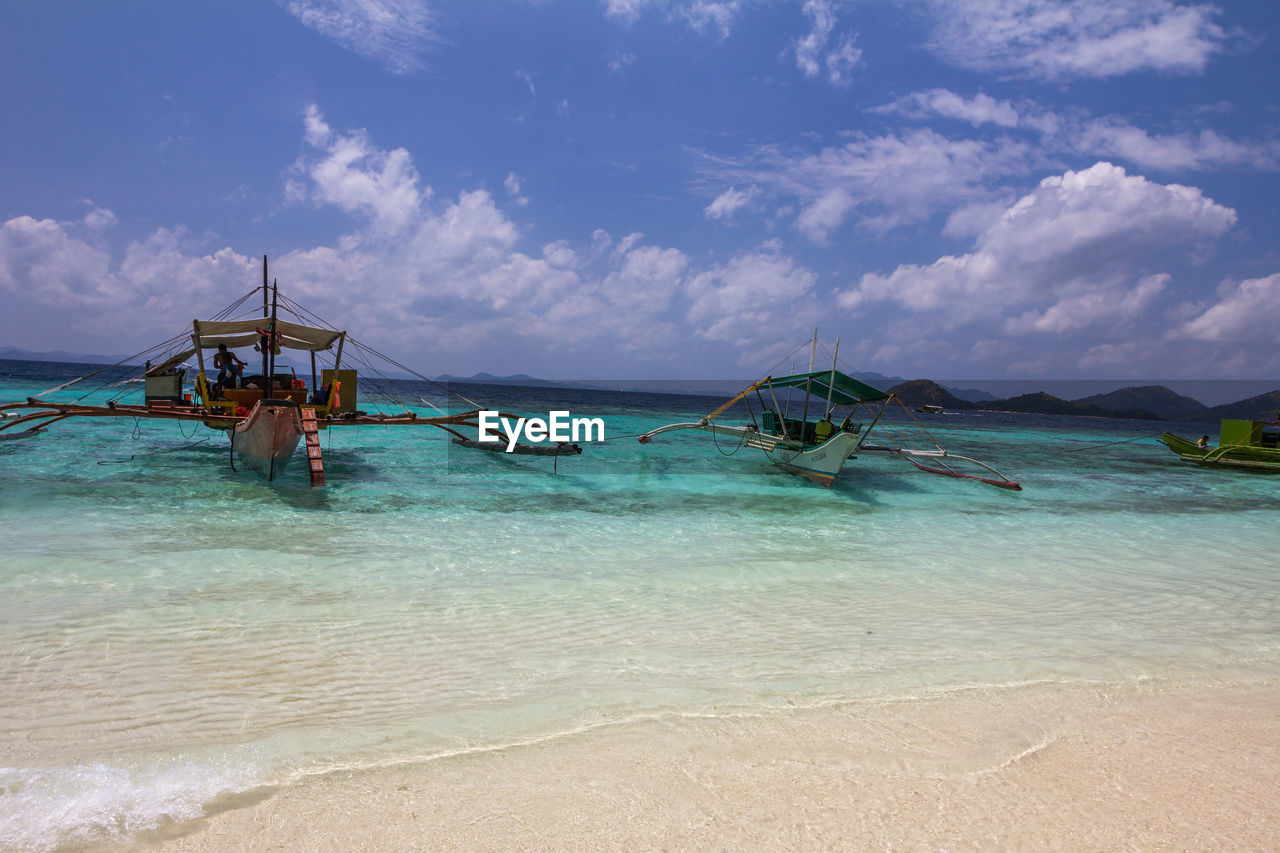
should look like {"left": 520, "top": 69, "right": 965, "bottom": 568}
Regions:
{"left": 1161, "top": 418, "right": 1280, "bottom": 472}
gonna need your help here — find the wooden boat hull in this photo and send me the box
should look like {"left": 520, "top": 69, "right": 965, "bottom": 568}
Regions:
{"left": 1161, "top": 432, "right": 1280, "bottom": 472}
{"left": 232, "top": 400, "right": 303, "bottom": 480}
{"left": 765, "top": 430, "right": 861, "bottom": 487}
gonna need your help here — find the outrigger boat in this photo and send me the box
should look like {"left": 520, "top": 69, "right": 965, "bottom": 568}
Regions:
{"left": 0, "top": 258, "right": 580, "bottom": 485}
{"left": 1160, "top": 418, "right": 1280, "bottom": 472}
{"left": 638, "top": 334, "right": 1020, "bottom": 490}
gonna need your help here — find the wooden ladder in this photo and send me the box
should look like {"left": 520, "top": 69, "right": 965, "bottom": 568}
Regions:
{"left": 300, "top": 407, "right": 325, "bottom": 487}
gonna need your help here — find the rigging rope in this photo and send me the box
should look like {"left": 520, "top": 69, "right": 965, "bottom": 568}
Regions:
{"left": 32, "top": 286, "right": 265, "bottom": 403}
{"left": 709, "top": 421, "right": 746, "bottom": 456}
{"left": 275, "top": 293, "right": 488, "bottom": 411}
{"left": 1060, "top": 432, "right": 1165, "bottom": 453}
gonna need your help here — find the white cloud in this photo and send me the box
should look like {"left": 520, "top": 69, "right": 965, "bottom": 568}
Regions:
{"left": 872, "top": 90, "right": 1022, "bottom": 129}
{"left": 504, "top": 172, "right": 529, "bottom": 206}
{"left": 943, "top": 197, "right": 1016, "bottom": 238}
{"left": 1076, "top": 340, "right": 1148, "bottom": 371}
{"left": 923, "top": 0, "right": 1227, "bottom": 81}
{"left": 679, "top": 1, "right": 740, "bottom": 40}
{"left": 81, "top": 203, "right": 118, "bottom": 232}
{"left": 406, "top": 189, "right": 519, "bottom": 272}
{"left": 293, "top": 106, "right": 425, "bottom": 235}
{"left": 541, "top": 241, "right": 579, "bottom": 269}
{"left": 607, "top": 51, "right": 636, "bottom": 73}
{"left": 602, "top": 0, "right": 654, "bottom": 25}
{"left": 609, "top": 232, "right": 641, "bottom": 257}
{"left": 687, "top": 248, "right": 820, "bottom": 344}
{"left": 0, "top": 216, "right": 122, "bottom": 308}
{"left": 877, "top": 88, "right": 1280, "bottom": 173}
{"left": 704, "top": 186, "right": 757, "bottom": 220}
{"left": 1004, "top": 273, "right": 1168, "bottom": 334}
{"left": 793, "top": 0, "right": 862, "bottom": 87}
{"left": 1, "top": 107, "right": 840, "bottom": 369}
{"left": 116, "top": 233, "right": 259, "bottom": 328}
{"left": 703, "top": 130, "right": 1037, "bottom": 243}
{"left": 1070, "top": 121, "right": 1279, "bottom": 172}
{"left": 603, "top": 0, "right": 739, "bottom": 38}
{"left": 1177, "top": 273, "right": 1280, "bottom": 343}
{"left": 600, "top": 243, "right": 689, "bottom": 314}
{"left": 0, "top": 217, "right": 259, "bottom": 350}
{"left": 283, "top": 0, "right": 438, "bottom": 75}
{"left": 839, "top": 162, "right": 1237, "bottom": 340}
{"left": 3, "top": 109, "right": 582, "bottom": 357}
{"left": 793, "top": 188, "right": 856, "bottom": 245}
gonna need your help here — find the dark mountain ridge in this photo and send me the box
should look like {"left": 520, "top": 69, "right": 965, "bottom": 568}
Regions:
{"left": 1078, "top": 385, "right": 1210, "bottom": 421}
{"left": 887, "top": 380, "right": 1279, "bottom": 421}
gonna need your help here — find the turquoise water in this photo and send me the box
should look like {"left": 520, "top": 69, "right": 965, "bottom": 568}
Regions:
{"left": 1, "top": 361, "right": 1278, "bottom": 850}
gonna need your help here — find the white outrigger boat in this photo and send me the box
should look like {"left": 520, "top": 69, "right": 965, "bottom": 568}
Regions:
{"left": 638, "top": 335, "right": 1021, "bottom": 490}
{"left": 0, "top": 258, "right": 581, "bottom": 485}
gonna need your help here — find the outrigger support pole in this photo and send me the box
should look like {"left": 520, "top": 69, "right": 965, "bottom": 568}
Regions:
{"left": 700, "top": 377, "right": 768, "bottom": 423}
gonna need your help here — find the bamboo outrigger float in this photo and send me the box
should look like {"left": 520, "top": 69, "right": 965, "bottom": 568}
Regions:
{"left": 0, "top": 257, "right": 579, "bottom": 485}
{"left": 638, "top": 333, "right": 1021, "bottom": 490}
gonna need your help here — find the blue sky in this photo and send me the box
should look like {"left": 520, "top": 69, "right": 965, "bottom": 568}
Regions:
{"left": 1, "top": 1, "right": 1278, "bottom": 380}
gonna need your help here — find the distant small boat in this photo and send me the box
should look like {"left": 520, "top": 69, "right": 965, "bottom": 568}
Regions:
{"left": 916, "top": 404, "right": 944, "bottom": 414}
{"left": 1161, "top": 418, "right": 1280, "bottom": 472}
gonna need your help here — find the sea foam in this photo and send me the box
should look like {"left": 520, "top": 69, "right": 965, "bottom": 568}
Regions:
{"left": 0, "top": 757, "right": 262, "bottom": 852}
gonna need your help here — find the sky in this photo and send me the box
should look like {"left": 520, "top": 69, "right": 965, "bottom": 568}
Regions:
{"left": 1, "top": 0, "right": 1278, "bottom": 381}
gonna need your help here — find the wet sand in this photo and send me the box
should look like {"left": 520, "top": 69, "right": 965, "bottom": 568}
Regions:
{"left": 150, "top": 682, "right": 1280, "bottom": 851}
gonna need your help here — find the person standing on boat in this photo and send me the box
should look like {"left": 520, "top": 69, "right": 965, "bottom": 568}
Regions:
{"left": 214, "top": 343, "right": 246, "bottom": 389}
{"left": 1197, "top": 435, "right": 1212, "bottom": 449}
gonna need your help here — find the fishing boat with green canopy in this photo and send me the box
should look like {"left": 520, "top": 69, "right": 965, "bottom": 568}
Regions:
{"left": 638, "top": 332, "right": 1020, "bottom": 490}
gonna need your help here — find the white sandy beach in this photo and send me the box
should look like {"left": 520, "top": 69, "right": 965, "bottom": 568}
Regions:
{"left": 146, "top": 682, "right": 1280, "bottom": 852}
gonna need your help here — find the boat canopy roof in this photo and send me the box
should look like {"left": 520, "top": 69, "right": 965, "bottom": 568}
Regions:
{"left": 194, "top": 319, "right": 344, "bottom": 352}
{"left": 761, "top": 370, "right": 890, "bottom": 406}
{"left": 143, "top": 319, "right": 346, "bottom": 376}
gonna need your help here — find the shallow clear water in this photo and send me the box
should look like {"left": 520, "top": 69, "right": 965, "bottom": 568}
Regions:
{"left": 1, "top": 360, "right": 1277, "bottom": 850}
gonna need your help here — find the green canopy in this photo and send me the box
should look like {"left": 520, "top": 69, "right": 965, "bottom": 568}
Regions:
{"left": 759, "top": 370, "right": 890, "bottom": 406}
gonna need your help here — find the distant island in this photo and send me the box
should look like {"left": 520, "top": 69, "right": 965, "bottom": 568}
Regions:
{"left": 4, "top": 350, "right": 1277, "bottom": 421}
{"left": 887, "top": 380, "right": 1280, "bottom": 422}
{"left": 434, "top": 372, "right": 566, "bottom": 387}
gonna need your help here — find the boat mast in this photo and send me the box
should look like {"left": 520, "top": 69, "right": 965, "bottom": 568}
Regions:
{"left": 268, "top": 277, "right": 279, "bottom": 400}
{"left": 800, "top": 328, "right": 817, "bottom": 442}
{"left": 261, "top": 256, "right": 270, "bottom": 392}
{"left": 784, "top": 359, "right": 794, "bottom": 420}
{"left": 824, "top": 337, "right": 840, "bottom": 418}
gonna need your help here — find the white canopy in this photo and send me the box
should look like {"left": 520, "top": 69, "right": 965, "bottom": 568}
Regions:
{"left": 193, "top": 319, "right": 344, "bottom": 352}
{"left": 145, "top": 350, "right": 195, "bottom": 376}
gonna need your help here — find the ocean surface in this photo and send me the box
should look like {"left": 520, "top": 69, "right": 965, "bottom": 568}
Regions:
{"left": 1, "top": 358, "right": 1277, "bottom": 851}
